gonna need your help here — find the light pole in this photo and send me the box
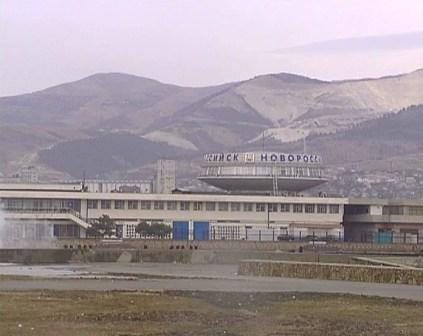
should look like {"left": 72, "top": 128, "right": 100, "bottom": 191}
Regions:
{"left": 267, "top": 203, "right": 270, "bottom": 229}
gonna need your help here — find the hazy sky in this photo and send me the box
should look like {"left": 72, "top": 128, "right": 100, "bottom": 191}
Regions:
{"left": 1, "top": 0, "right": 423, "bottom": 96}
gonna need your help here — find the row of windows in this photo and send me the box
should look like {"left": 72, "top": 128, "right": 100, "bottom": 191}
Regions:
{"left": 210, "top": 226, "right": 241, "bottom": 240}
{"left": 203, "top": 166, "right": 323, "bottom": 178}
{"left": 3, "top": 198, "right": 80, "bottom": 211}
{"left": 346, "top": 205, "right": 423, "bottom": 216}
{"left": 383, "top": 205, "right": 423, "bottom": 216}
{"left": 87, "top": 199, "right": 340, "bottom": 214}
{"left": 408, "top": 206, "right": 423, "bottom": 216}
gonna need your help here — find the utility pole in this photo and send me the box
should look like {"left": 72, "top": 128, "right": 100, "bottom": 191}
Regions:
{"left": 267, "top": 203, "right": 270, "bottom": 229}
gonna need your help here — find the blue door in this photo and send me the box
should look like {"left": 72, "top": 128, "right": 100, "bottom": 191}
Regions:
{"left": 376, "top": 231, "right": 393, "bottom": 244}
{"left": 193, "top": 221, "right": 209, "bottom": 240}
{"left": 172, "top": 221, "right": 189, "bottom": 240}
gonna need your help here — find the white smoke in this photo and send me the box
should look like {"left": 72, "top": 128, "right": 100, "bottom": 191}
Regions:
{"left": 0, "top": 207, "right": 56, "bottom": 249}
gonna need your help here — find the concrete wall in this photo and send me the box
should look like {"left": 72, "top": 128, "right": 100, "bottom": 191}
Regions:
{"left": 57, "top": 239, "right": 306, "bottom": 251}
{"left": 56, "top": 239, "right": 423, "bottom": 253}
{"left": 0, "top": 249, "right": 73, "bottom": 264}
{"left": 70, "top": 249, "right": 356, "bottom": 264}
{"left": 238, "top": 260, "right": 423, "bottom": 285}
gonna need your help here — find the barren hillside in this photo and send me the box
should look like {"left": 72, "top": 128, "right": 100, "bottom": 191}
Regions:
{"left": 1, "top": 69, "right": 423, "bottom": 178}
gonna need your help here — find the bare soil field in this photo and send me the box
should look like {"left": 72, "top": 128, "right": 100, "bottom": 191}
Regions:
{"left": 1, "top": 290, "right": 423, "bottom": 336}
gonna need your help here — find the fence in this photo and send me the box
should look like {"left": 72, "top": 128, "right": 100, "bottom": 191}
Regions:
{"left": 171, "top": 227, "right": 344, "bottom": 242}
{"left": 358, "top": 231, "right": 422, "bottom": 244}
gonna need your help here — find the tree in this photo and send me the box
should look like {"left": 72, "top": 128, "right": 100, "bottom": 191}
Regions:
{"left": 86, "top": 224, "right": 101, "bottom": 238}
{"left": 135, "top": 220, "right": 150, "bottom": 237}
{"left": 87, "top": 215, "right": 116, "bottom": 238}
{"left": 135, "top": 221, "right": 172, "bottom": 239}
{"left": 150, "top": 223, "right": 172, "bottom": 239}
{"left": 100, "top": 214, "right": 116, "bottom": 237}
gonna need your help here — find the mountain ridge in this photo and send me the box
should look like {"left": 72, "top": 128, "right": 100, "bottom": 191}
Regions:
{"left": 1, "top": 69, "right": 423, "bottom": 179}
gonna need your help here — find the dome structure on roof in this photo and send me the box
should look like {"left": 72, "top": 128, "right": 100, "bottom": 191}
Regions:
{"left": 198, "top": 151, "right": 326, "bottom": 194}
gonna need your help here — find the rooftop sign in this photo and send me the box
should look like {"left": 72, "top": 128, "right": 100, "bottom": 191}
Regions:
{"left": 203, "top": 152, "right": 321, "bottom": 164}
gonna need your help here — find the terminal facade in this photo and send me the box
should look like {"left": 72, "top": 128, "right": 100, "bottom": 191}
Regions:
{"left": 0, "top": 185, "right": 345, "bottom": 241}
{"left": 1, "top": 152, "right": 423, "bottom": 244}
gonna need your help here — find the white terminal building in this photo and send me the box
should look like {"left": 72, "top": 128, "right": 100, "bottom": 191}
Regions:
{"left": 2, "top": 152, "right": 423, "bottom": 244}
{"left": 0, "top": 152, "right": 348, "bottom": 243}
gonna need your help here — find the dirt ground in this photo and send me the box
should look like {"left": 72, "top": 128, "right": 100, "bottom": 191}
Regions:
{"left": 1, "top": 290, "right": 423, "bottom": 336}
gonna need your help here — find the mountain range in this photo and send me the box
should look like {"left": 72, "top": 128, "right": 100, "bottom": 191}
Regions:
{"left": 1, "top": 69, "right": 423, "bottom": 180}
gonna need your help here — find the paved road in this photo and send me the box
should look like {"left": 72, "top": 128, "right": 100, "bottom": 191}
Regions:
{"left": 1, "top": 277, "right": 423, "bottom": 302}
{"left": 0, "top": 262, "right": 423, "bottom": 301}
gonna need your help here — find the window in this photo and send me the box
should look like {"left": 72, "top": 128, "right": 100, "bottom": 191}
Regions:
{"left": 329, "top": 204, "right": 340, "bottom": 214}
{"left": 180, "top": 201, "right": 190, "bottom": 211}
{"left": 256, "top": 166, "right": 271, "bottom": 176}
{"left": 128, "top": 200, "right": 138, "bottom": 209}
{"left": 193, "top": 201, "right": 203, "bottom": 211}
{"left": 345, "top": 205, "right": 368, "bottom": 215}
{"left": 114, "top": 200, "right": 125, "bottom": 209}
{"left": 305, "top": 204, "right": 315, "bottom": 213}
{"left": 154, "top": 201, "right": 164, "bottom": 210}
{"left": 87, "top": 200, "right": 98, "bottom": 209}
{"left": 101, "top": 200, "right": 111, "bottom": 209}
{"left": 66, "top": 200, "right": 75, "bottom": 209}
{"left": 221, "top": 166, "right": 238, "bottom": 176}
{"left": 256, "top": 203, "right": 266, "bottom": 212}
{"left": 230, "top": 202, "right": 241, "bottom": 212}
{"left": 383, "top": 206, "right": 404, "bottom": 215}
{"left": 243, "top": 203, "right": 253, "bottom": 212}
{"left": 218, "top": 202, "right": 228, "bottom": 211}
{"left": 125, "top": 224, "right": 136, "bottom": 238}
{"left": 317, "top": 204, "right": 327, "bottom": 214}
{"left": 205, "top": 202, "right": 216, "bottom": 211}
{"left": 409, "top": 206, "right": 423, "bottom": 216}
{"left": 268, "top": 203, "right": 278, "bottom": 212}
{"left": 293, "top": 204, "right": 303, "bottom": 213}
{"left": 140, "top": 201, "right": 151, "bottom": 210}
{"left": 6, "top": 199, "right": 23, "bottom": 210}
{"left": 280, "top": 203, "right": 290, "bottom": 213}
{"left": 210, "top": 225, "right": 241, "bottom": 240}
{"left": 167, "top": 201, "right": 177, "bottom": 210}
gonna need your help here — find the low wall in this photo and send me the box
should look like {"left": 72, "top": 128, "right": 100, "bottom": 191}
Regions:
{"left": 0, "top": 247, "right": 354, "bottom": 265}
{"left": 0, "top": 249, "right": 73, "bottom": 264}
{"left": 71, "top": 249, "right": 356, "bottom": 264}
{"left": 208, "top": 251, "right": 354, "bottom": 264}
{"left": 57, "top": 239, "right": 304, "bottom": 251}
{"left": 238, "top": 260, "right": 423, "bottom": 285}
{"left": 71, "top": 249, "right": 194, "bottom": 264}
{"left": 56, "top": 239, "right": 423, "bottom": 254}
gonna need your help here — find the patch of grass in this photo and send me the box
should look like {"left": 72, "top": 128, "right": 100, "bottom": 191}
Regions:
{"left": 0, "top": 291, "right": 423, "bottom": 336}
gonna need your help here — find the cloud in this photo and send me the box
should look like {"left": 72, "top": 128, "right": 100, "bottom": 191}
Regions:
{"left": 276, "top": 31, "right": 423, "bottom": 54}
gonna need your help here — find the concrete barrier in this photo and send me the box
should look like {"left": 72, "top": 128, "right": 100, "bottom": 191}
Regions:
{"left": 0, "top": 249, "right": 73, "bottom": 264}
{"left": 56, "top": 239, "right": 423, "bottom": 254}
{"left": 71, "top": 249, "right": 356, "bottom": 264}
{"left": 238, "top": 260, "right": 423, "bottom": 285}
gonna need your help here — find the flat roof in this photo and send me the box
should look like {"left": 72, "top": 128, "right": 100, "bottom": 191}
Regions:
{"left": 0, "top": 189, "right": 348, "bottom": 204}
{"left": 0, "top": 183, "right": 82, "bottom": 192}
{"left": 348, "top": 197, "right": 423, "bottom": 207}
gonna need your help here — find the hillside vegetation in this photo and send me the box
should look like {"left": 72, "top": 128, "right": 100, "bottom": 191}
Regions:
{"left": 307, "top": 104, "right": 423, "bottom": 164}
